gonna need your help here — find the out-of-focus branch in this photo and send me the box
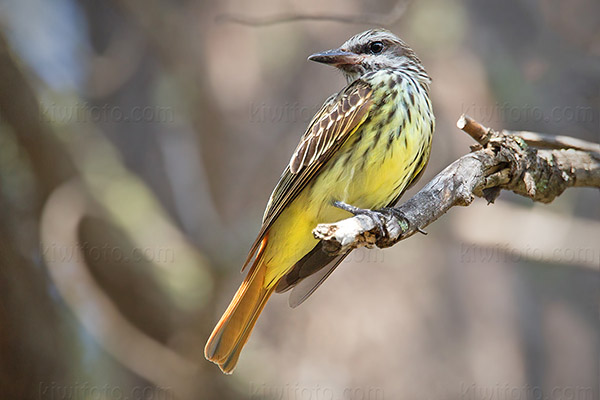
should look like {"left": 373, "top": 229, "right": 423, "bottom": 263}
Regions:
{"left": 503, "top": 130, "right": 600, "bottom": 153}
{"left": 0, "top": 33, "right": 75, "bottom": 199}
{"left": 40, "top": 180, "right": 202, "bottom": 399}
{"left": 313, "top": 115, "right": 600, "bottom": 255}
{"left": 216, "top": 1, "right": 410, "bottom": 27}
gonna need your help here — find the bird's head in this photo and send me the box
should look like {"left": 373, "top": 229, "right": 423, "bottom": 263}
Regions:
{"left": 308, "top": 29, "right": 428, "bottom": 84}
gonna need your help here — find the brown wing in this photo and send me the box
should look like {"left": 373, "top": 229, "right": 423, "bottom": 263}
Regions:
{"left": 241, "top": 79, "right": 374, "bottom": 271}
{"left": 287, "top": 252, "right": 349, "bottom": 307}
{"left": 274, "top": 241, "right": 351, "bottom": 307}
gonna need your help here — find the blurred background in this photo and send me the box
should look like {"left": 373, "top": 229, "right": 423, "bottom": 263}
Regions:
{"left": 0, "top": 0, "right": 598, "bottom": 398}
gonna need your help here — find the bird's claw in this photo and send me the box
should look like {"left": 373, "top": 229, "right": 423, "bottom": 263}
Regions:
{"left": 333, "top": 201, "right": 388, "bottom": 234}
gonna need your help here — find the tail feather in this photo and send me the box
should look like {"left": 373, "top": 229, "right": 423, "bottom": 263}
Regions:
{"left": 204, "top": 260, "right": 275, "bottom": 374}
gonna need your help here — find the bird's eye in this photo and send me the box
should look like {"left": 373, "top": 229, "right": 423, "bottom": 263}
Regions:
{"left": 369, "top": 41, "right": 384, "bottom": 54}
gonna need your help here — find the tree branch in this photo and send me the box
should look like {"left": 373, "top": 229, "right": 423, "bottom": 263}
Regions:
{"left": 313, "top": 115, "right": 600, "bottom": 256}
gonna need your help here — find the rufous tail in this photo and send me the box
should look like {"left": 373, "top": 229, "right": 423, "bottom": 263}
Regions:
{"left": 204, "top": 260, "right": 275, "bottom": 374}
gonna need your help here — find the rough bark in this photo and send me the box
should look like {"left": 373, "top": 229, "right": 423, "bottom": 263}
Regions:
{"left": 313, "top": 115, "right": 600, "bottom": 255}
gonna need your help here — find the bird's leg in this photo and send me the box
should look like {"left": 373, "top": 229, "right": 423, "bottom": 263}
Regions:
{"left": 333, "top": 201, "right": 388, "bottom": 234}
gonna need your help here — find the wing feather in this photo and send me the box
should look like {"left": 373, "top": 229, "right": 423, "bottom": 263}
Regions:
{"left": 241, "top": 80, "right": 374, "bottom": 271}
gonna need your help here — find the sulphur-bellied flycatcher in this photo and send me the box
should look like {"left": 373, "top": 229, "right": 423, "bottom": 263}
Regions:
{"left": 205, "top": 29, "right": 435, "bottom": 373}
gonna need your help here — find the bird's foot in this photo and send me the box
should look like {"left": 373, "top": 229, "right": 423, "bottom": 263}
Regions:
{"left": 379, "top": 207, "right": 412, "bottom": 233}
{"left": 332, "top": 202, "right": 415, "bottom": 248}
{"left": 375, "top": 207, "right": 414, "bottom": 247}
{"left": 333, "top": 201, "right": 388, "bottom": 234}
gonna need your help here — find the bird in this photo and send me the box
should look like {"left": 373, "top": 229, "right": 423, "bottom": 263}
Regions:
{"left": 205, "top": 29, "right": 435, "bottom": 374}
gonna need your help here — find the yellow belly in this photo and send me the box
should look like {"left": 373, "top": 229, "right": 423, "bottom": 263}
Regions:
{"left": 262, "top": 73, "right": 434, "bottom": 285}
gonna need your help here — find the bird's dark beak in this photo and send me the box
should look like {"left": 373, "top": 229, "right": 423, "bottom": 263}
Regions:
{"left": 308, "top": 49, "right": 362, "bottom": 66}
